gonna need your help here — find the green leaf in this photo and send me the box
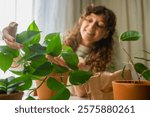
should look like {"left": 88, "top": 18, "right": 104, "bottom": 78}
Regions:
{"left": 61, "top": 51, "right": 79, "bottom": 70}
{"left": 25, "top": 96, "right": 36, "bottom": 100}
{"left": 46, "top": 78, "right": 70, "bottom": 100}
{"left": 32, "top": 62, "right": 52, "bottom": 76}
{"left": 120, "top": 31, "right": 141, "bottom": 41}
{"left": 62, "top": 45, "right": 74, "bottom": 52}
{"left": 0, "top": 53, "right": 13, "bottom": 72}
{"left": 142, "top": 70, "right": 150, "bottom": 80}
{"left": 69, "top": 70, "right": 93, "bottom": 85}
{"left": 46, "top": 78, "right": 64, "bottom": 91}
{"left": 27, "top": 21, "right": 39, "bottom": 31}
{"left": 45, "top": 33, "right": 62, "bottom": 56}
{"left": 9, "top": 75, "right": 32, "bottom": 91}
{"left": 134, "top": 63, "right": 150, "bottom": 80}
{"left": 51, "top": 64, "right": 69, "bottom": 73}
{"left": 51, "top": 87, "right": 70, "bottom": 100}
{"left": 30, "top": 55, "right": 47, "bottom": 68}
{"left": 134, "top": 63, "right": 148, "bottom": 74}
{"left": 0, "top": 46, "right": 19, "bottom": 58}
{"left": 121, "top": 65, "right": 126, "bottom": 80}
{"left": 16, "top": 30, "right": 41, "bottom": 45}
{"left": 18, "top": 44, "right": 46, "bottom": 64}
{"left": 29, "top": 44, "right": 46, "bottom": 55}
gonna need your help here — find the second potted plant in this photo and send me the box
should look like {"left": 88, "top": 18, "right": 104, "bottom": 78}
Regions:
{"left": 112, "top": 31, "right": 150, "bottom": 100}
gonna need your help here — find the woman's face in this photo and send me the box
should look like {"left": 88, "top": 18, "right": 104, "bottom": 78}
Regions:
{"left": 80, "top": 13, "right": 107, "bottom": 46}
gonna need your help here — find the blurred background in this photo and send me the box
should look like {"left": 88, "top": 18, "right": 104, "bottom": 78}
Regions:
{"left": 0, "top": 0, "right": 150, "bottom": 78}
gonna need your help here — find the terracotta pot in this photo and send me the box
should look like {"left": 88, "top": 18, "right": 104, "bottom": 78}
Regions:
{"left": 112, "top": 80, "right": 150, "bottom": 100}
{"left": 0, "top": 91, "right": 24, "bottom": 100}
{"left": 36, "top": 73, "right": 68, "bottom": 100}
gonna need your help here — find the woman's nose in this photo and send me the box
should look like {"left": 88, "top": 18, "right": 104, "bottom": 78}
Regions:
{"left": 87, "top": 22, "right": 96, "bottom": 32}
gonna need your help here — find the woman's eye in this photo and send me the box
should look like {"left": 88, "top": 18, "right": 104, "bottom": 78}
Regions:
{"left": 97, "top": 24, "right": 105, "bottom": 29}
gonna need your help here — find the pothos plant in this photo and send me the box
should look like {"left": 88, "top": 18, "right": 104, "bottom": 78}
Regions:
{"left": 119, "top": 30, "right": 150, "bottom": 81}
{"left": 0, "top": 21, "right": 93, "bottom": 99}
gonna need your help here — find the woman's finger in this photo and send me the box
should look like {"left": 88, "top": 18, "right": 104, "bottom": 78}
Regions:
{"left": 4, "top": 39, "right": 23, "bottom": 49}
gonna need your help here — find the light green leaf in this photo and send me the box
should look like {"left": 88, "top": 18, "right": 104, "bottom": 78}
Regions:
{"left": 45, "top": 33, "right": 62, "bottom": 56}
{"left": 0, "top": 53, "right": 13, "bottom": 72}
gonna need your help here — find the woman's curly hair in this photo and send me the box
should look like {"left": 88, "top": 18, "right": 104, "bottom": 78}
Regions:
{"left": 63, "top": 5, "right": 116, "bottom": 72}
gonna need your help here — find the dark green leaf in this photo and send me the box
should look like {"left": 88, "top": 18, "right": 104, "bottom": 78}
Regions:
{"left": 25, "top": 96, "right": 36, "bottom": 100}
{"left": 142, "top": 70, "right": 150, "bottom": 80}
{"left": 61, "top": 51, "right": 79, "bottom": 70}
{"left": 16, "top": 30, "right": 41, "bottom": 45}
{"left": 120, "top": 31, "right": 141, "bottom": 41}
{"left": 45, "top": 33, "right": 62, "bottom": 56}
{"left": 51, "top": 64, "right": 68, "bottom": 73}
{"left": 69, "top": 70, "right": 93, "bottom": 85}
{"left": 46, "top": 78, "right": 64, "bottom": 91}
{"left": 134, "top": 63, "right": 148, "bottom": 74}
{"left": 51, "top": 87, "right": 70, "bottom": 100}
{"left": 30, "top": 55, "right": 47, "bottom": 68}
{"left": 32, "top": 62, "right": 52, "bottom": 76}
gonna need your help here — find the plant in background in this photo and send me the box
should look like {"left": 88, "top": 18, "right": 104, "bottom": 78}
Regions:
{"left": 119, "top": 30, "right": 150, "bottom": 81}
{"left": 0, "top": 21, "right": 93, "bottom": 100}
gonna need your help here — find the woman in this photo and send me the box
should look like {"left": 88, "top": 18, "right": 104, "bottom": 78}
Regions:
{"left": 2, "top": 5, "right": 132, "bottom": 99}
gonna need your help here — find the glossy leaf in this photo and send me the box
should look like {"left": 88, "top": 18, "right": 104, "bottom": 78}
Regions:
{"left": 9, "top": 75, "right": 32, "bottom": 91}
{"left": 25, "top": 96, "right": 36, "bottom": 100}
{"left": 141, "top": 70, "right": 150, "bottom": 80}
{"left": 120, "top": 31, "right": 141, "bottom": 41}
{"left": 61, "top": 51, "right": 79, "bottom": 70}
{"left": 51, "top": 87, "right": 70, "bottom": 100}
{"left": 0, "top": 53, "right": 13, "bottom": 72}
{"left": 46, "top": 78, "right": 70, "bottom": 100}
{"left": 134, "top": 63, "right": 148, "bottom": 74}
{"left": 62, "top": 45, "right": 74, "bottom": 52}
{"left": 46, "top": 77, "right": 64, "bottom": 91}
{"left": 134, "top": 63, "right": 150, "bottom": 80}
{"left": 0, "top": 46, "right": 19, "bottom": 58}
{"left": 69, "top": 70, "right": 93, "bottom": 85}
{"left": 51, "top": 64, "right": 68, "bottom": 73}
{"left": 32, "top": 62, "right": 52, "bottom": 76}
{"left": 45, "top": 33, "right": 62, "bottom": 56}
{"left": 27, "top": 21, "right": 41, "bottom": 45}
{"left": 16, "top": 30, "right": 41, "bottom": 45}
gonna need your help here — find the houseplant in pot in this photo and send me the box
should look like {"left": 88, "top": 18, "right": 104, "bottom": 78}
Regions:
{"left": 112, "top": 30, "right": 150, "bottom": 100}
{"left": 0, "top": 21, "right": 93, "bottom": 100}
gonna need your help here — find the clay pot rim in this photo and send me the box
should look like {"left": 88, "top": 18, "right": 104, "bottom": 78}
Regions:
{"left": 112, "top": 80, "right": 150, "bottom": 86}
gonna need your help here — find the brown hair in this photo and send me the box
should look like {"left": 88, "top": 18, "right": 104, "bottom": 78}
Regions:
{"left": 63, "top": 5, "right": 116, "bottom": 72}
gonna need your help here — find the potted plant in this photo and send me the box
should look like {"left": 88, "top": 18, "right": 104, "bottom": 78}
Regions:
{"left": 112, "top": 31, "right": 150, "bottom": 100}
{"left": 0, "top": 21, "right": 93, "bottom": 100}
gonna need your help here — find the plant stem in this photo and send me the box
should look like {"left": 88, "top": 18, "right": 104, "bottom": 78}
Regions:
{"left": 120, "top": 42, "right": 141, "bottom": 81}
{"left": 28, "top": 76, "right": 48, "bottom": 96}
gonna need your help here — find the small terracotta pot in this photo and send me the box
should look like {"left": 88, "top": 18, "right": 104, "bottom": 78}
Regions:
{"left": 112, "top": 80, "right": 150, "bottom": 100}
{"left": 36, "top": 73, "right": 68, "bottom": 100}
{"left": 0, "top": 91, "right": 24, "bottom": 100}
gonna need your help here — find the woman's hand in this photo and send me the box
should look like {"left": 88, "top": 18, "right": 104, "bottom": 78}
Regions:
{"left": 46, "top": 54, "right": 69, "bottom": 69}
{"left": 78, "top": 57, "right": 89, "bottom": 70}
{"left": 2, "top": 22, "right": 23, "bottom": 49}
